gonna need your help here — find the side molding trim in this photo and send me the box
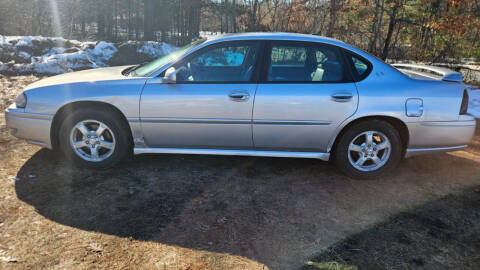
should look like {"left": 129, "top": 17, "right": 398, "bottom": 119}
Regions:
{"left": 405, "top": 145, "right": 467, "bottom": 158}
{"left": 131, "top": 118, "right": 332, "bottom": 126}
{"left": 134, "top": 147, "right": 330, "bottom": 161}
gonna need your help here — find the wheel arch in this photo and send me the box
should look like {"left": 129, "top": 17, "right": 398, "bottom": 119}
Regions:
{"left": 329, "top": 115, "right": 409, "bottom": 155}
{"left": 50, "top": 101, "right": 133, "bottom": 150}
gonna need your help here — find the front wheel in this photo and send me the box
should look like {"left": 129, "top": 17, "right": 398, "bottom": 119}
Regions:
{"left": 333, "top": 120, "right": 402, "bottom": 179}
{"left": 58, "top": 107, "right": 131, "bottom": 168}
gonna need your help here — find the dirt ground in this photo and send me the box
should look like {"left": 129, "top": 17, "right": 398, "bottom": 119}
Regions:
{"left": 302, "top": 188, "right": 480, "bottom": 270}
{"left": 1, "top": 76, "right": 480, "bottom": 270}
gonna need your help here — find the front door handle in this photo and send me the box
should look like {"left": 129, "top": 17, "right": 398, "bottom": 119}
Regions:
{"left": 229, "top": 91, "right": 250, "bottom": 101}
{"left": 331, "top": 92, "right": 353, "bottom": 102}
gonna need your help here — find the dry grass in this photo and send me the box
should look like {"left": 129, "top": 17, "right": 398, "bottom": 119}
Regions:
{"left": 1, "top": 76, "right": 480, "bottom": 270}
{"left": 0, "top": 75, "right": 40, "bottom": 111}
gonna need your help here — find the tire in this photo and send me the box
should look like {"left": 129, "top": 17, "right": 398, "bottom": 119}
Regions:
{"left": 333, "top": 119, "right": 402, "bottom": 179}
{"left": 58, "top": 107, "right": 132, "bottom": 169}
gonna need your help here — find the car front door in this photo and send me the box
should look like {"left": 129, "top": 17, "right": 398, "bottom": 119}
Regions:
{"left": 140, "top": 40, "right": 261, "bottom": 149}
{"left": 253, "top": 41, "right": 358, "bottom": 152}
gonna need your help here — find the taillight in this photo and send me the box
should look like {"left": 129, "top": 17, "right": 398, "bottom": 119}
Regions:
{"left": 459, "top": 89, "right": 469, "bottom": 115}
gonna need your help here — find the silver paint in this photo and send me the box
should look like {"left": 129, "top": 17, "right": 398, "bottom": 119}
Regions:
{"left": 4, "top": 32, "right": 476, "bottom": 162}
{"left": 405, "top": 98, "right": 423, "bottom": 117}
{"left": 392, "top": 63, "right": 463, "bottom": 82}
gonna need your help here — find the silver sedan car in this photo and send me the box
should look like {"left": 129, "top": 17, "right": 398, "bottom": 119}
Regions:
{"left": 5, "top": 33, "right": 476, "bottom": 178}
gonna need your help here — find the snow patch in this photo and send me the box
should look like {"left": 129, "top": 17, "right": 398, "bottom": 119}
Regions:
{"left": 0, "top": 35, "right": 176, "bottom": 75}
{"left": 199, "top": 31, "right": 224, "bottom": 40}
{"left": 137, "top": 41, "right": 176, "bottom": 58}
{"left": 85, "top": 41, "right": 118, "bottom": 67}
{"left": 0, "top": 36, "right": 8, "bottom": 46}
{"left": 13, "top": 36, "right": 34, "bottom": 48}
{"left": 18, "top": 51, "right": 31, "bottom": 59}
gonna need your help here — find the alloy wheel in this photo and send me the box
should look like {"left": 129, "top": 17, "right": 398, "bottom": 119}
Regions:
{"left": 69, "top": 120, "right": 116, "bottom": 162}
{"left": 347, "top": 130, "right": 391, "bottom": 172}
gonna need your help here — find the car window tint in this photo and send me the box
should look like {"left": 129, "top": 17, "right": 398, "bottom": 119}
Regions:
{"left": 351, "top": 55, "right": 368, "bottom": 77}
{"left": 196, "top": 49, "right": 245, "bottom": 67}
{"left": 175, "top": 42, "right": 260, "bottom": 82}
{"left": 267, "top": 42, "right": 344, "bottom": 82}
{"left": 271, "top": 46, "right": 306, "bottom": 67}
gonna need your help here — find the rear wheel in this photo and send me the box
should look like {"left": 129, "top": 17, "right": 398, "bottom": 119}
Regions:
{"left": 58, "top": 107, "right": 131, "bottom": 168}
{"left": 333, "top": 120, "right": 402, "bottom": 179}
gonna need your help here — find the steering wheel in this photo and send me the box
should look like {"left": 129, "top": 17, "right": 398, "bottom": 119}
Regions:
{"left": 175, "top": 65, "right": 189, "bottom": 81}
{"left": 189, "top": 62, "right": 202, "bottom": 80}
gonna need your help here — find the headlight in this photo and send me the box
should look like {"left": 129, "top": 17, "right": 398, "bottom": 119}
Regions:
{"left": 15, "top": 92, "right": 27, "bottom": 108}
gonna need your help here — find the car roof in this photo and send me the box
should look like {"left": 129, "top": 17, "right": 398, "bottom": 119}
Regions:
{"left": 151, "top": 32, "right": 397, "bottom": 78}
{"left": 205, "top": 32, "right": 345, "bottom": 46}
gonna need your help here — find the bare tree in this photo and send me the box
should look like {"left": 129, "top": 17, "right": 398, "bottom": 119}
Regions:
{"left": 326, "top": 0, "right": 338, "bottom": 37}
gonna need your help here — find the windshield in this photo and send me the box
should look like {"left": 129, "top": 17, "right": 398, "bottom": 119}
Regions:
{"left": 130, "top": 39, "right": 206, "bottom": 77}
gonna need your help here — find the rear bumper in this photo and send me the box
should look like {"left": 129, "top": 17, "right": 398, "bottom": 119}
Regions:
{"left": 405, "top": 119, "right": 476, "bottom": 158}
{"left": 5, "top": 106, "right": 53, "bottom": 148}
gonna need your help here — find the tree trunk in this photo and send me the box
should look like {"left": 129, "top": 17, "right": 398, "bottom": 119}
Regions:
{"left": 97, "top": 1, "right": 105, "bottom": 39}
{"left": 381, "top": 5, "right": 398, "bottom": 60}
{"left": 81, "top": 14, "right": 86, "bottom": 39}
{"left": 106, "top": 0, "right": 114, "bottom": 40}
{"left": 220, "top": 1, "right": 224, "bottom": 33}
{"left": 224, "top": 0, "right": 229, "bottom": 33}
{"left": 232, "top": 0, "right": 237, "bottom": 32}
{"left": 143, "top": 0, "right": 154, "bottom": 40}
{"left": 374, "top": 0, "right": 386, "bottom": 55}
{"left": 128, "top": 0, "right": 133, "bottom": 40}
{"left": 135, "top": 0, "right": 140, "bottom": 40}
{"left": 249, "top": 0, "right": 259, "bottom": 32}
{"left": 326, "top": 0, "right": 337, "bottom": 37}
{"left": 113, "top": 0, "right": 118, "bottom": 41}
{"left": 369, "top": 0, "right": 381, "bottom": 53}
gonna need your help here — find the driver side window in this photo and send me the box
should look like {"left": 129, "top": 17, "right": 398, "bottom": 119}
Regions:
{"left": 174, "top": 41, "right": 261, "bottom": 83}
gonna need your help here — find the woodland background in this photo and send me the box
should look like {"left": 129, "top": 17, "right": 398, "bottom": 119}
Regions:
{"left": 0, "top": 0, "right": 479, "bottom": 62}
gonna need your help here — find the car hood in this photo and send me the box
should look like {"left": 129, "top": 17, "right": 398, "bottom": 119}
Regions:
{"left": 25, "top": 66, "right": 132, "bottom": 90}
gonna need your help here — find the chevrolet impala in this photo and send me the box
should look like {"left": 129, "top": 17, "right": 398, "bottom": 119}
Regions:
{"left": 5, "top": 33, "right": 476, "bottom": 178}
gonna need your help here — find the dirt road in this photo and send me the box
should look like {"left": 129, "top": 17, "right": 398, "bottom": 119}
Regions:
{"left": 1, "top": 76, "right": 480, "bottom": 269}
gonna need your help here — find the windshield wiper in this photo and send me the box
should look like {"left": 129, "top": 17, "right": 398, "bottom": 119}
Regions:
{"left": 123, "top": 62, "right": 148, "bottom": 76}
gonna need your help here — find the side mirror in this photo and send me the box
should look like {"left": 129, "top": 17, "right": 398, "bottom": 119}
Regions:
{"left": 162, "top": 67, "right": 176, "bottom": 84}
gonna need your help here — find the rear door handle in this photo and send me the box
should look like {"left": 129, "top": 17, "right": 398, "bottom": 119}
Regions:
{"left": 331, "top": 92, "right": 353, "bottom": 102}
{"left": 229, "top": 91, "right": 250, "bottom": 101}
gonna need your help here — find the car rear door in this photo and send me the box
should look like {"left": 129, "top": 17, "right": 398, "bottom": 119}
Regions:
{"left": 252, "top": 40, "right": 358, "bottom": 152}
{"left": 140, "top": 40, "right": 262, "bottom": 149}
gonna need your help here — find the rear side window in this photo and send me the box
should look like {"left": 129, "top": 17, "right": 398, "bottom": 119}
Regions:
{"left": 352, "top": 56, "right": 368, "bottom": 76}
{"left": 271, "top": 46, "right": 307, "bottom": 67}
{"left": 345, "top": 51, "right": 372, "bottom": 81}
{"left": 266, "top": 41, "right": 347, "bottom": 83}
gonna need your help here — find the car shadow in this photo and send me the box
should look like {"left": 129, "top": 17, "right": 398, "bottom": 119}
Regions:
{"left": 14, "top": 147, "right": 480, "bottom": 269}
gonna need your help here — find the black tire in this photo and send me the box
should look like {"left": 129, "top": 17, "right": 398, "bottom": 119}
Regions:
{"left": 58, "top": 107, "right": 132, "bottom": 169}
{"left": 333, "top": 119, "right": 402, "bottom": 179}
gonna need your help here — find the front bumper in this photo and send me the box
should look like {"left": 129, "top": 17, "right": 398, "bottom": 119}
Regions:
{"left": 5, "top": 105, "right": 53, "bottom": 148}
{"left": 405, "top": 118, "right": 476, "bottom": 158}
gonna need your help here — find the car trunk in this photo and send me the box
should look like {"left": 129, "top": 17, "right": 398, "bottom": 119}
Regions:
{"left": 392, "top": 63, "right": 463, "bottom": 83}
